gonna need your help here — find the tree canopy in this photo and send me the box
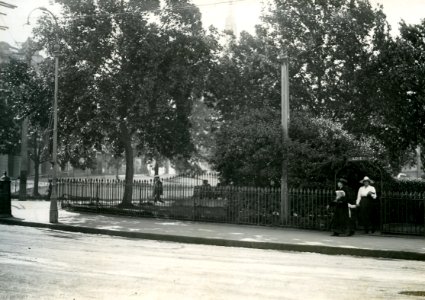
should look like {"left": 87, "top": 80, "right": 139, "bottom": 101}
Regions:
{"left": 23, "top": 0, "right": 425, "bottom": 192}
{"left": 366, "top": 19, "right": 425, "bottom": 167}
{"left": 33, "top": 0, "right": 218, "bottom": 205}
{"left": 206, "top": 0, "right": 424, "bottom": 182}
{"left": 0, "top": 52, "right": 51, "bottom": 157}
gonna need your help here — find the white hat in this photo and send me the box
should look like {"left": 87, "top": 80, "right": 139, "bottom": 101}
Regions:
{"left": 360, "top": 176, "right": 374, "bottom": 184}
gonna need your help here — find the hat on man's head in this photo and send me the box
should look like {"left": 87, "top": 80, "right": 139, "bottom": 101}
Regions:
{"left": 154, "top": 175, "right": 159, "bottom": 178}
{"left": 360, "top": 176, "right": 374, "bottom": 184}
{"left": 338, "top": 178, "right": 348, "bottom": 184}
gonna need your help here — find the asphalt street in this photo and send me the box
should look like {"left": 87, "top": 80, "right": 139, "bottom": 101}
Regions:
{"left": 0, "top": 224, "right": 424, "bottom": 300}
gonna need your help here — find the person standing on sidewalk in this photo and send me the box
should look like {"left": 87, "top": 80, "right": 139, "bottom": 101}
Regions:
{"left": 328, "top": 178, "right": 353, "bottom": 236}
{"left": 356, "top": 176, "right": 377, "bottom": 234}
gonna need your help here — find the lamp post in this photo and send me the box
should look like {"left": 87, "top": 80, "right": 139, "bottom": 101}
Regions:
{"left": 27, "top": 7, "right": 60, "bottom": 223}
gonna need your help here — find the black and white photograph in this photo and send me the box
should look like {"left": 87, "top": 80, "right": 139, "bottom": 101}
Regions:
{"left": 1, "top": 0, "right": 425, "bottom": 299}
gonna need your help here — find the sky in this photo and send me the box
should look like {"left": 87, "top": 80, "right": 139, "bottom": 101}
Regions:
{"left": 0, "top": 0, "right": 424, "bottom": 48}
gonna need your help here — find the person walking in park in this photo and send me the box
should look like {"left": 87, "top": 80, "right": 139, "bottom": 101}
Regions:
{"left": 199, "top": 179, "right": 212, "bottom": 199}
{"left": 328, "top": 178, "right": 353, "bottom": 236}
{"left": 153, "top": 175, "right": 164, "bottom": 204}
{"left": 356, "top": 176, "right": 377, "bottom": 234}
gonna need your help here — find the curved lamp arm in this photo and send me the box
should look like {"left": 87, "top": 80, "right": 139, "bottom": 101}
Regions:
{"left": 26, "top": 6, "right": 60, "bottom": 51}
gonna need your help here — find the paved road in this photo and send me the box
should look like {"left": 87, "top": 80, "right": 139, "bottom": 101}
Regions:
{"left": 0, "top": 225, "right": 424, "bottom": 300}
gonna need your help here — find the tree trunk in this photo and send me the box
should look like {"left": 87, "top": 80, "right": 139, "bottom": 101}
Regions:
{"left": 32, "top": 134, "right": 41, "bottom": 197}
{"left": 119, "top": 125, "right": 134, "bottom": 207}
{"left": 33, "top": 157, "right": 40, "bottom": 197}
{"left": 115, "top": 160, "right": 120, "bottom": 180}
{"left": 165, "top": 159, "right": 170, "bottom": 174}
{"left": 19, "top": 117, "right": 29, "bottom": 201}
{"left": 154, "top": 160, "right": 159, "bottom": 176}
{"left": 139, "top": 154, "right": 149, "bottom": 175}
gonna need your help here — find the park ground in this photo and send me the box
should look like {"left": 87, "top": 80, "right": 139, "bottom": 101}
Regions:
{"left": 1, "top": 224, "right": 425, "bottom": 300}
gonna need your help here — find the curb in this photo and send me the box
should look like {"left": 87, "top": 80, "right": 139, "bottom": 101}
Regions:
{"left": 1, "top": 218, "right": 424, "bottom": 261}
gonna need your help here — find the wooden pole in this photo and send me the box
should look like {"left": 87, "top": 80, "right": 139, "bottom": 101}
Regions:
{"left": 281, "top": 53, "right": 290, "bottom": 224}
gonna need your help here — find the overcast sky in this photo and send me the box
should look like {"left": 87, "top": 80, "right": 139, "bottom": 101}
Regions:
{"left": 1, "top": 0, "right": 424, "bottom": 48}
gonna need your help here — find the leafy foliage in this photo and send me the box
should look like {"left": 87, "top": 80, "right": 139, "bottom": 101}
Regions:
{"left": 385, "top": 179, "right": 425, "bottom": 193}
{"left": 364, "top": 20, "right": 425, "bottom": 169}
{"left": 211, "top": 108, "right": 388, "bottom": 187}
{"left": 33, "top": 0, "right": 218, "bottom": 204}
{"left": 212, "top": 108, "right": 282, "bottom": 186}
{"left": 0, "top": 56, "right": 52, "bottom": 156}
{"left": 207, "top": 0, "right": 425, "bottom": 180}
{"left": 206, "top": 0, "right": 390, "bottom": 118}
{"left": 0, "top": 92, "right": 19, "bottom": 155}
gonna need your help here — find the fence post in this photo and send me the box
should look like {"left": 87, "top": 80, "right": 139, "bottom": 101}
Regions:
{"left": 257, "top": 187, "right": 260, "bottom": 225}
{"left": 379, "top": 190, "right": 384, "bottom": 234}
{"left": 0, "top": 172, "right": 12, "bottom": 217}
{"left": 423, "top": 192, "right": 425, "bottom": 237}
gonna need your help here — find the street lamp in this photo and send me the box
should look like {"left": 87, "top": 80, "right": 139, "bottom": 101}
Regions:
{"left": 27, "top": 7, "right": 60, "bottom": 223}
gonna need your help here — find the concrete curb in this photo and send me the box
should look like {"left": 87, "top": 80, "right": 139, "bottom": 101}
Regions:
{"left": 1, "top": 218, "right": 424, "bottom": 261}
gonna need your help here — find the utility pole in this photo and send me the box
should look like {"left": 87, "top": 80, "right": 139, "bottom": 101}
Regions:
{"left": 18, "top": 117, "right": 28, "bottom": 201}
{"left": 281, "top": 52, "right": 290, "bottom": 224}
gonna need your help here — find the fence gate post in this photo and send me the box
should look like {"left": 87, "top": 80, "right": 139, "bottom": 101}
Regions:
{"left": 380, "top": 192, "right": 384, "bottom": 234}
{"left": 0, "top": 172, "right": 12, "bottom": 217}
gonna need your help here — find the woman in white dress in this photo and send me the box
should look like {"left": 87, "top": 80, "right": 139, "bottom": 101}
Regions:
{"left": 356, "top": 176, "right": 377, "bottom": 233}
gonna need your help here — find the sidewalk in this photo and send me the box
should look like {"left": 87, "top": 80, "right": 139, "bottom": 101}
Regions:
{"left": 1, "top": 201, "right": 425, "bottom": 261}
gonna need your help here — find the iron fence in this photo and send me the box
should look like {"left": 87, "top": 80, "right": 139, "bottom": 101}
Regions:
{"left": 381, "top": 191, "right": 425, "bottom": 235}
{"left": 289, "top": 189, "right": 334, "bottom": 230}
{"left": 58, "top": 174, "right": 334, "bottom": 229}
{"left": 57, "top": 174, "right": 425, "bottom": 235}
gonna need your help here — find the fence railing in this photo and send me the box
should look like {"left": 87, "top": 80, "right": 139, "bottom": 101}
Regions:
{"left": 381, "top": 191, "right": 425, "bottom": 235}
{"left": 57, "top": 176, "right": 425, "bottom": 235}
{"left": 289, "top": 189, "right": 334, "bottom": 230}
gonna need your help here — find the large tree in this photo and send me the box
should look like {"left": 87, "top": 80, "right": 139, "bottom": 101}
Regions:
{"left": 365, "top": 19, "right": 425, "bottom": 168}
{"left": 206, "top": 0, "right": 390, "bottom": 119}
{"left": 206, "top": 0, "right": 425, "bottom": 174}
{"left": 33, "top": 0, "right": 218, "bottom": 206}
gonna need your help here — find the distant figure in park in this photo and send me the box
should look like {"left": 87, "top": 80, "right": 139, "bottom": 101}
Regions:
{"left": 153, "top": 176, "right": 164, "bottom": 204}
{"left": 356, "top": 176, "right": 377, "bottom": 234}
{"left": 46, "top": 179, "right": 53, "bottom": 200}
{"left": 199, "top": 179, "right": 212, "bottom": 199}
{"left": 328, "top": 178, "right": 354, "bottom": 236}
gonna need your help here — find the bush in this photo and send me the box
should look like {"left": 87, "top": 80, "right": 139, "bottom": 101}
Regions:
{"left": 211, "top": 109, "right": 390, "bottom": 188}
{"left": 384, "top": 179, "right": 425, "bottom": 192}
